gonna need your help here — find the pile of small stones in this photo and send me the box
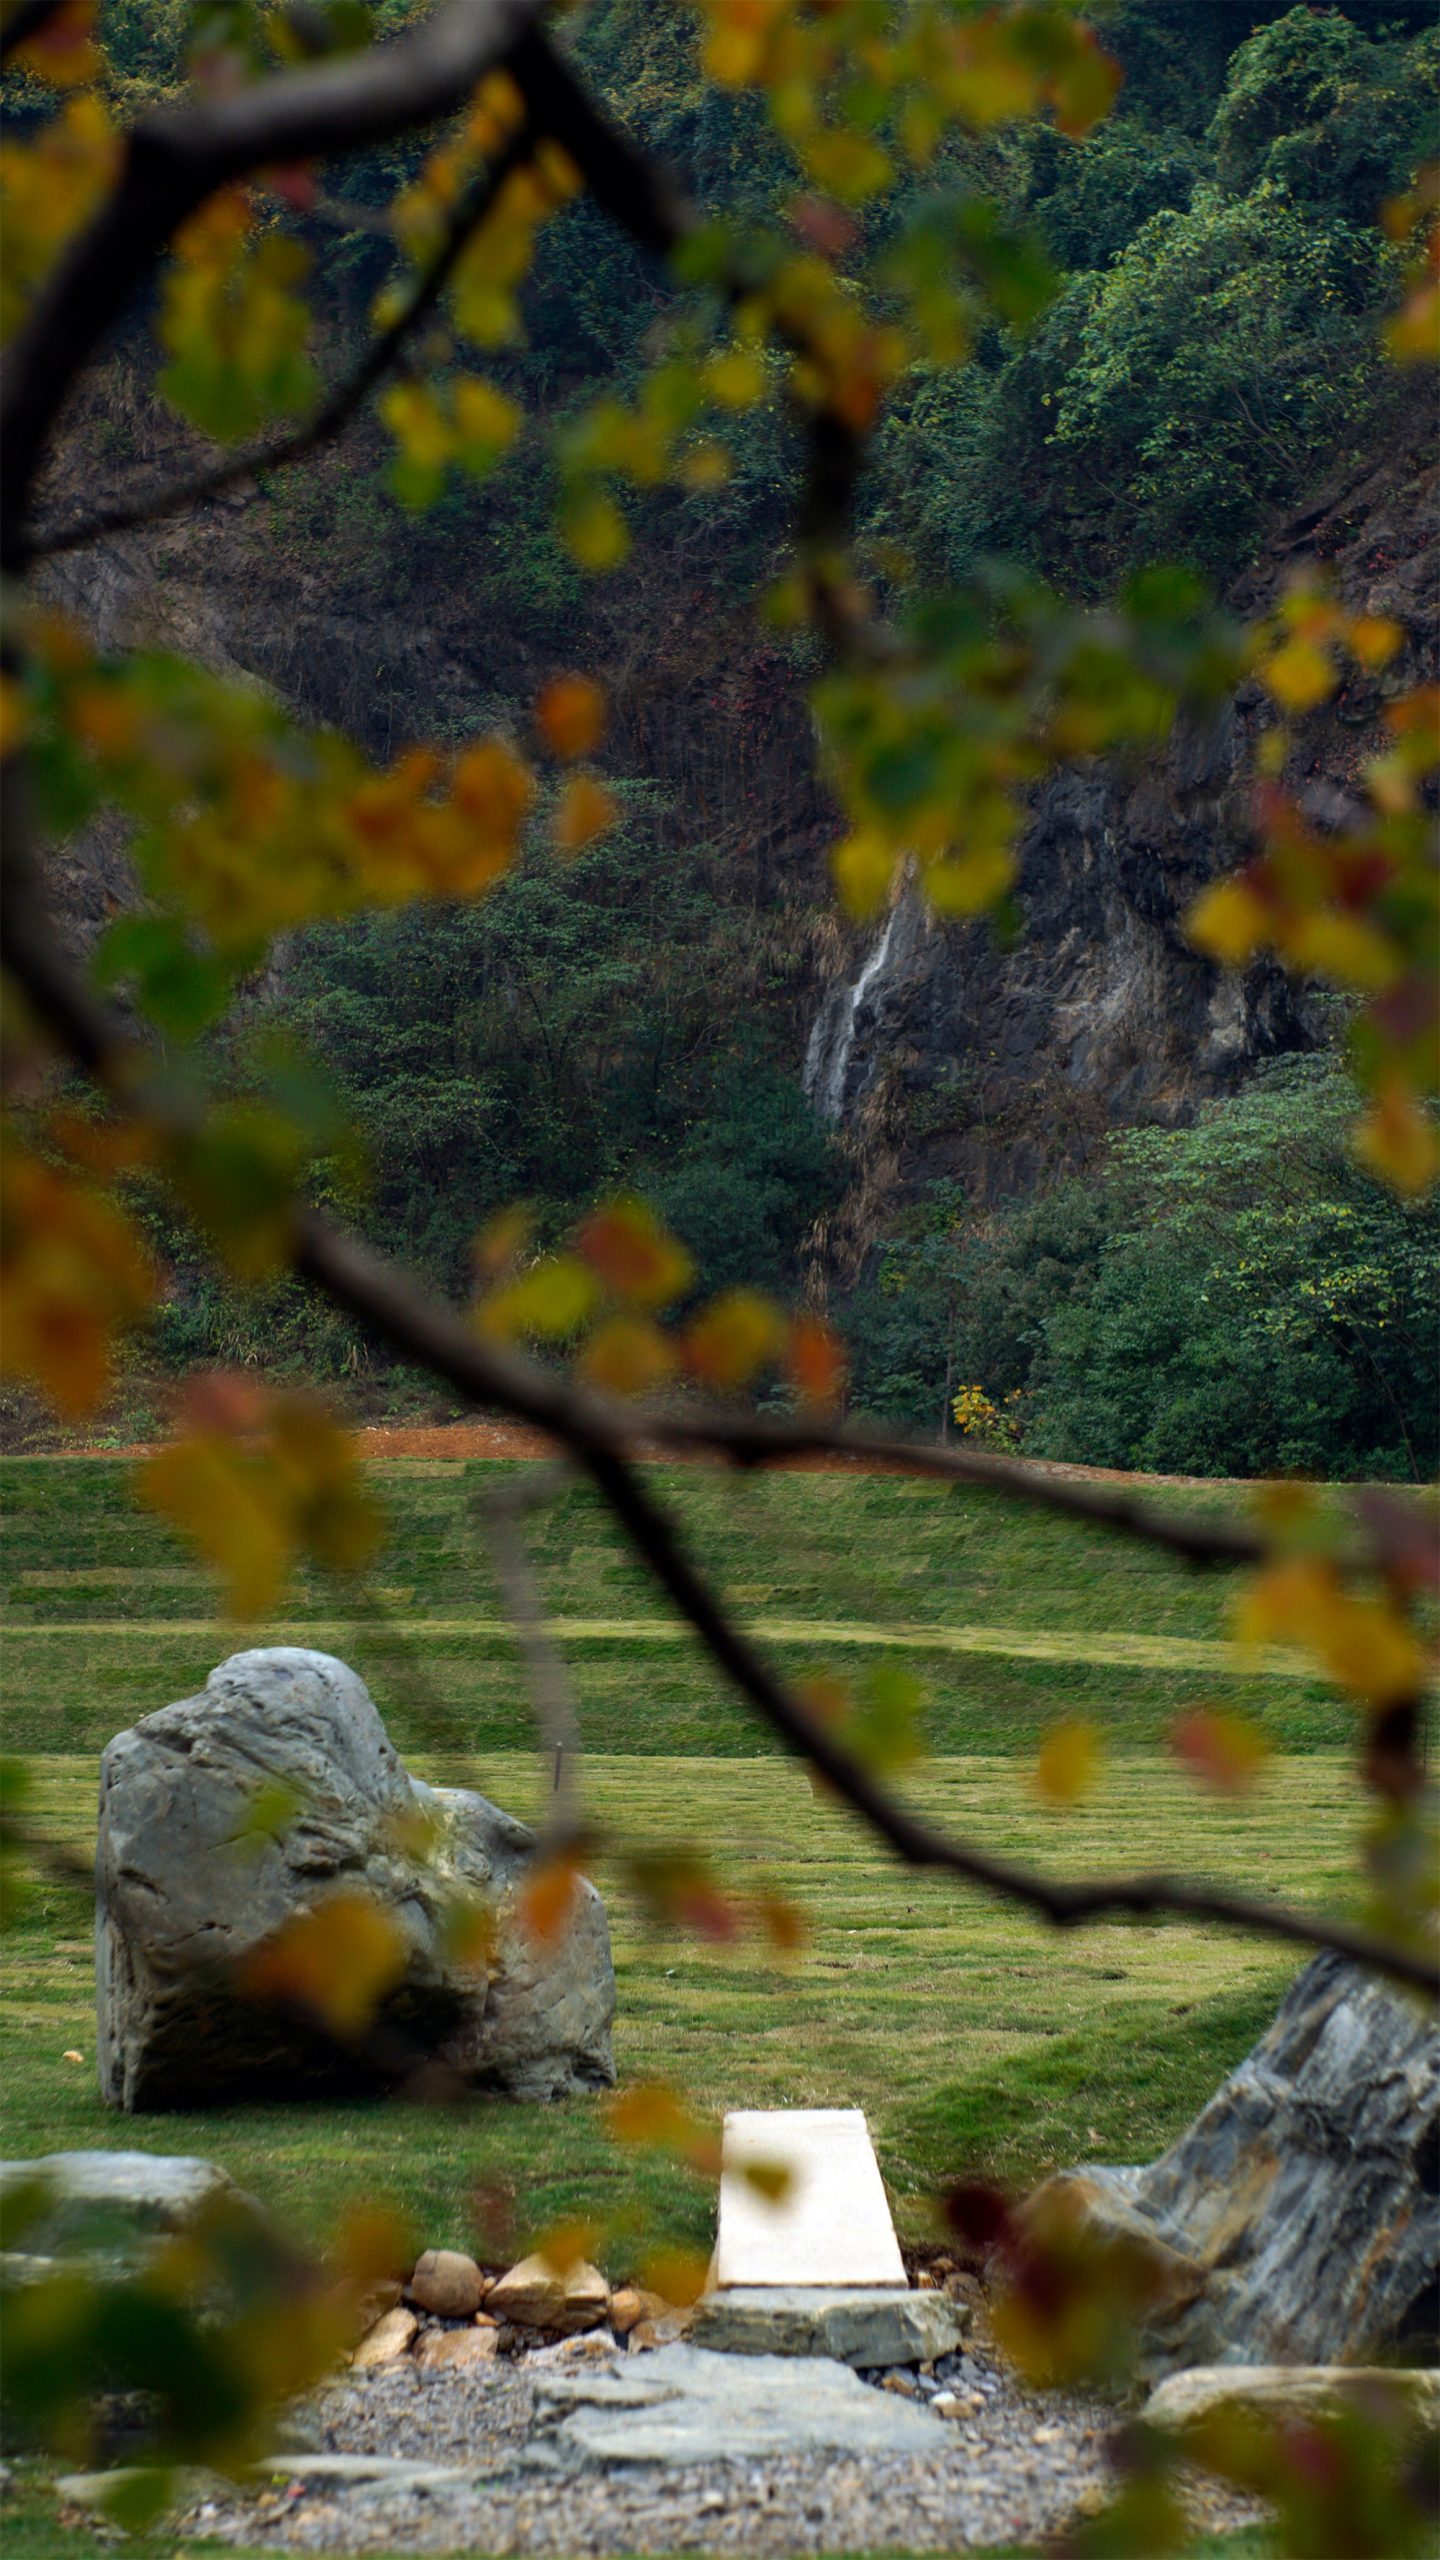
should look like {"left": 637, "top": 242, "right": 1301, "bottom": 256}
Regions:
{"left": 353, "top": 2245, "right": 691, "bottom": 2375}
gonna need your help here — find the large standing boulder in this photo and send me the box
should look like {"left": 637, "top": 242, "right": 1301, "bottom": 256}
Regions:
{"left": 96, "top": 1648, "right": 615, "bottom": 2110}
{"left": 1027, "top": 1953, "right": 1438, "bottom": 2380}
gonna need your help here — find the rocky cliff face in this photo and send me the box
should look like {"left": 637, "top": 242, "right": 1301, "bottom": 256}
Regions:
{"left": 805, "top": 399, "right": 1436, "bottom": 1204}
{"left": 38, "top": 378, "right": 1434, "bottom": 1219}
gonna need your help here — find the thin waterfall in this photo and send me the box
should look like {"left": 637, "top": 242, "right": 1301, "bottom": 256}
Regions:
{"left": 803, "top": 901, "right": 902, "bottom": 1124}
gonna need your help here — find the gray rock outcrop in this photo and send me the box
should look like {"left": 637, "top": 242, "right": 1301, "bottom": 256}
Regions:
{"left": 1028, "top": 1953, "right": 1438, "bottom": 2380}
{"left": 528, "top": 2342, "right": 948, "bottom": 2467}
{"left": 0, "top": 2149, "right": 270, "bottom": 2287}
{"left": 96, "top": 1648, "right": 615, "bottom": 2110}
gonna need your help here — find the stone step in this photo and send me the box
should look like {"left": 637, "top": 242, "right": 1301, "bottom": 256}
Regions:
{"left": 714, "top": 2107, "right": 907, "bottom": 2289}
{"left": 692, "top": 2284, "right": 967, "bottom": 2367}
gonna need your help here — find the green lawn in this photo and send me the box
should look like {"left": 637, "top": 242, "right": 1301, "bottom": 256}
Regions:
{"left": 2, "top": 1455, "right": 1349, "bottom": 1757}
{"left": 2, "top": 1454, "right": 1380, "bottom": 2557}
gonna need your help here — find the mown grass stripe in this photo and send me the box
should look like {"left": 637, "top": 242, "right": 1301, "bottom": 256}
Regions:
{"left": 0, "top": 1614, "right": 1310, "bottom": 1677}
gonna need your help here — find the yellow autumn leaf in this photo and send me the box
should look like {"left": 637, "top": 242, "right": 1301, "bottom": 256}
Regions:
{"left": 1347, "top": 615, "right": 1404, "bottom": 670}
{"left": 477, "top": 1254, "right": 601, "bottom": 1341}
{"left": 1353, "top": 1080, "right": 1440, "bottom": 1198}
{"left": 579, "top": 1315, "right": 678, "bottom": 1396}
{"left": 1257, "top": 636, "right": 1336, "bottom": 713}
{"left": 563, "top": 491, "right": 630, "bottom": 571}
{"left": 923, "top": 845, "right": 1016, "bottom": 917}
{"left": 831, "top": 829, "right": 896, "bottom": 921}
{"left": 138, "top": 1435, "right": 291, "bottom": 1619}
{"left": 1035, "top": 1719, "right": 1104, "bottom": 1807}
{"left": 1287, "top": 911, "right": 1398, "bottom": 992}
{"left": 706, "top": 346, "right": 767, "bottom": 410}
{"left": 1185, "top": 877, "right": 1270, "bottom": 967}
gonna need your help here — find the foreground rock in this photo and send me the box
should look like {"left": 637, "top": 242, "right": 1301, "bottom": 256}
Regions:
{"left": 528, "top": 2342, "right": 947, "bottom": 2467}
{"left": 691, "top": 2285, "right": 967, "bottom": 2368}
{"left": 486, "top": 2254, "right": 610, "bottom": 2334}
{"left": 0, "top": 2150, "right": 270, "bottom": 2284}
{"left": 1028, "top": 1953, "right": 1438, "bottom": 2378}
{"left": 1144, "top": 2365, "right": 1440, "bottom": 2433}
{"left": 96, "top": 1649, "right": 615, "bottom": 2110}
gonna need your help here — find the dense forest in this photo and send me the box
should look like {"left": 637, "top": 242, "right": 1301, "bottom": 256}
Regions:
{"left": 40, "top": 0, "right": 1440, "bottom": 1476}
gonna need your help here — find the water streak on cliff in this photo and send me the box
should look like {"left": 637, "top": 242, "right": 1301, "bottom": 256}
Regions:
{"left": 804, "top": 899, "right": 903, "bottom": 1123}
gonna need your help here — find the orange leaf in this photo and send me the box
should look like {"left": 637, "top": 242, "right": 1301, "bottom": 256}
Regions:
{"left": 606, "top": 2082, "right": 697, "bottom": 2149}
{"left": 237, "top": 1889, "right": 408, "bottom": 2039}
{"left": 786, "top": 1314, "right": 846, "bottom": 1410}
{"left": 536, "top": 674, "right": 607, "bottom": 760}
{"left": 1171, "top": 1709, "right": 1270, "bottom": 1796}
{"left": 754, "top": 1889, "right": 807, "bottom": 1954}
{"left": 682, "top": 1287, "right": 785, "bottom": 1390}
{"left": 577, "top": 1198, "right": 694, "bottom": 1309}
{"left": 517, "top": 1856, "right": 580, "bottom": 1946}
{"left": 554, "top": 772, "right": 617, "bottom": 855}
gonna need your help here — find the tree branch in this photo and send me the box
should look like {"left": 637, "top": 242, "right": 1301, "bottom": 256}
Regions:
{"left": 22, "top": 117, "right": 539, "bottom": 563}
{"left": 1, "top": 0, "right": 551, "bottom": 567}
{"left": 2, "top": 863, "right": 1432, "bottom": 1996}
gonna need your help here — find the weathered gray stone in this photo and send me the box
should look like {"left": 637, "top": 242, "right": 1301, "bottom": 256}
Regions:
{"left": 0, "top": 2150, "right": 269, "bottom": 2284}
{"left": 96, "top": 1649, "right": 615, "bottom": 2110}
{"left": 1028, "top": 1954, "right": 1438, "bottom": 2380}
{"left": 690, "top": 2285, "right": 968, "bottom": 2367}
{"left": 1144, "top": 2365, "right": 1440, "bottom": 2434}
{"left": 529, "top": 2342, "right": 947, "bottom": 2467}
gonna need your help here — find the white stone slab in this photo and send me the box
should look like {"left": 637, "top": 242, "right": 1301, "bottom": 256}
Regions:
{"left": 714, "top": 2107, "right": 906, "bottom": 2288}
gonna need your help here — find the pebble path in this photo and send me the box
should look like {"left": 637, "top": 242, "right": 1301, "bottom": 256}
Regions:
{"left": 189, "top": 2337, "right": 1265, "bottom": 2554}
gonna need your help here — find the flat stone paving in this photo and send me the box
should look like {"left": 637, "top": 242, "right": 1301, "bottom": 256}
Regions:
{"left": 714, "top": 2109, "right": 906, "bottom": 2288}
{"left": 185, "top": 2336, "right": 1267, "bottom": 2554}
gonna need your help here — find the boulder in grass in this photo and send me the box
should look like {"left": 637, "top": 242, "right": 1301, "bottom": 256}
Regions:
{"left": 96, "top": 1649, "right": 615, "bottom": 2111}
{"left": 1027, "top": 1953, "right": 1438, "bottom": 2381}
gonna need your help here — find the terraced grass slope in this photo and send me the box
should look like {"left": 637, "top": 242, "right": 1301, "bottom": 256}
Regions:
{"left": 1, "top": 1455, "right": 1368, "bottom": 2280}
{"left": 2, "top": 1456, "right": 1348, "bottom": 1757}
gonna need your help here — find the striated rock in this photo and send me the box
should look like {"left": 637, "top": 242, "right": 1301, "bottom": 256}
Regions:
{"left": 691, "top": 2285, "right": 967, "bottom": 2368}
{"left": 486, "top": 2253, "right": 610, "bottom": 2335}
{"left": 96, "top": 1649, "right": 615, "bottom": 2110}
{"left": 807, "top": 405, "right": 1436, "bottom": 1201}
{"left": 351, "top": 2307, "right": 418, "bottom": 2371}
{"left": 1144, "top": 2364, "right": 1440, "bottom": 2434}
{"left": 1027, "top": 1954, "right": 1438, "bottom": 2380}
{"left": 406, "top": 2250, "right": 486, "bottom": 2319}
{"left": 414, "top": 2327, "right": 499, "bottom": 2372}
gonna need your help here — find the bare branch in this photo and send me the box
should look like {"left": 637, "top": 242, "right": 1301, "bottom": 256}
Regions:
{"left": 23, "top": 118, "right": 539, "bottom": 563}
{"left": 0, "top": 0, "right": 550, "bottom": 565}
{"left": 2, "top": 865, "right": 1433, "bottom": 1996}
{"left": 477, "top": 1464, "right": 582, "bottom": 1838}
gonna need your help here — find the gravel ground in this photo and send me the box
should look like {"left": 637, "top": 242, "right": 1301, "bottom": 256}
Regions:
{"left": 187, "top": 2335, "right": 1267, "bottom": 2554}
